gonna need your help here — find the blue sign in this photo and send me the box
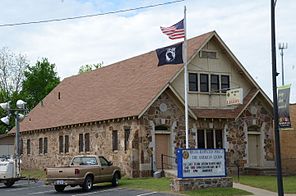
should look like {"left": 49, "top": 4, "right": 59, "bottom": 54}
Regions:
{"left": 177, "top": 148, "right": 226, "bottom": 178}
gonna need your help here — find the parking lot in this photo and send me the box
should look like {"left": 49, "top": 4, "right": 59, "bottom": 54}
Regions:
{"left": 0, "top": 180, "right": 176, "bottom": 196}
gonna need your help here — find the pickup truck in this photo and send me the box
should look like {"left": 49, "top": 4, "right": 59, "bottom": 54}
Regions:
{"left": 45, "top": 155, "right": 121, "bottom": 192}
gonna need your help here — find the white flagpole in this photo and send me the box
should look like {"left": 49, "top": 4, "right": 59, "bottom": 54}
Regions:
{"left": 183, "top": 6, "right": 189, "bottom": 149}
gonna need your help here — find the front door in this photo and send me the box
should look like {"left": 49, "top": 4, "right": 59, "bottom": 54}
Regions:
{"left": 248, "top": 134, "right": 260, "bottom": 167}
{"left": 155, "top": 134, "right": 170, "bottom": 170}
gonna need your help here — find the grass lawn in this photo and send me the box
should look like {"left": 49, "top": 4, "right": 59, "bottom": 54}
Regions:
{"left": 234, "top": 175, "right": 296, "bottom": 194}
{"left": 120, "top": 177, "right": 251, "bottom": 196}
{"left": 22, "top": 169, "right": 46, "bottom": 180}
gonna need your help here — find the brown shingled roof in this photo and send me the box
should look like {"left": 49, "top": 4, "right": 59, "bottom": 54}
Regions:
{"left": 192, "top": 88, "right": 259, "bottom": 119}
{"left": 18, "top": 31, "right": 214, "bottom": 132}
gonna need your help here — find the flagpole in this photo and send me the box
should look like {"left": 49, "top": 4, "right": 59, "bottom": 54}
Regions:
{"left": 183, "top": 6, "right": 189, "bottom": 149}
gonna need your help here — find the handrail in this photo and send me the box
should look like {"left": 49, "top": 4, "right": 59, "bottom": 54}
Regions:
{"left": 161, "top": 154, "right": 177, "bottom": 176}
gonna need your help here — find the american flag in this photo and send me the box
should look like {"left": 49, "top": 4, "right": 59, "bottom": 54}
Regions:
{"left": 160, "top": 19, "right": 185, "bottom": 40}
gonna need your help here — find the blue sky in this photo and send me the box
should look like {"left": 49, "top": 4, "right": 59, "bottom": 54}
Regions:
{"left": 0, "top": 0, "right": 295, "bottom": 102}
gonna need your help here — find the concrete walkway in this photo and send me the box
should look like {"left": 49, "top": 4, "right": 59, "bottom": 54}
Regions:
{"left": 234, "top": 183, "right": 296, "bottom": 196}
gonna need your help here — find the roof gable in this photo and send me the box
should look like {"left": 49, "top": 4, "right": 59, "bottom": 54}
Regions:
{"left": 18, "top": 32, "right": 214, "bottom": 132}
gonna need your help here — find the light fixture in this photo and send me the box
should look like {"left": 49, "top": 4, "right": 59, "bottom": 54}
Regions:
{"left": 16, "top": 100, "right": 26, "bottom": 109}
{"left": 18, "top": 113, "right": 25, "bottom": 121}
{"left": 0, "top": 102, "right": 10, "bottom": 111}
{"left": 1, "top": 116, "right": 10, "bottom": 125}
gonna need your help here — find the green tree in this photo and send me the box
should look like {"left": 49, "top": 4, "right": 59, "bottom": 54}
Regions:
{"left": 21, "top": 58, "right": 60, "bottom": 110}
{"left": 0, "top": 47, "right": 28, "bottom": 134}
{"left": 78, "top": 62, "right": 103, "bottom": 74}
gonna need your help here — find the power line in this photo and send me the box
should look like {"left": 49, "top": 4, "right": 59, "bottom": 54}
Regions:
{"left": 0, "top": 0, "right": 184, "bottom": 28}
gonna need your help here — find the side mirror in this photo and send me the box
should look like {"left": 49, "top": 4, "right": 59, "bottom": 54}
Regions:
{"left": 108, "top": 161, "right": 113, "bottom": 166}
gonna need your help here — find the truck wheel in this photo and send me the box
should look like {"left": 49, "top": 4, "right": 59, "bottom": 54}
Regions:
{"left": 112, "top": 173, "right": 119, "bottom": 186}
{"left": 82, "top": 175, "right": 93, "bottom": 191}
{"left": 54, "top": 185, "right": 66, "bottom": 192}
{"left": 4, "top": 180, "right": 15, "bottom": 188}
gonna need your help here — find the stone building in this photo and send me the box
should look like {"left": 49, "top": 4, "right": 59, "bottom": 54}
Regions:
{"left": 281, "top": 103, "right": 296, "bottom": 174}
{"left": 13, "top": 31, "right": 275, "bottom": 177}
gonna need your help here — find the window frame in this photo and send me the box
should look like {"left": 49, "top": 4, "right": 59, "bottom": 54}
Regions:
{"left": 39, "top": 138, "right": 43, "bottom": 154}
{"left": 85, "top": 133, "right": 90, "bottom": 152}
{"left": 124, "top": 128, "right": 130, "bottom": 151}
{"left": 221, "top": 75, "right": 230, "bottom": 93}
{"left": 112, "top": 130, "right": 118, "bottom": 151}
{"left": 200, "top": 74, "right": 209, "bottom": 92}
{"left": 44, "top": 137, "right": 48, "bottom": 154}
{"left": 27, "top": 139, "right": 31, "bottom": 155}
{"left": 79, "top": 134, "right": 84, "bottom": 152}
{"left": 189, "top": 73, "right": 198, "bottom": 91}
{"left": 210, "top": 74, "right": 220, "bottom": 93}
{"left": 196, "top": 129, "right": 223, "bottom": 149}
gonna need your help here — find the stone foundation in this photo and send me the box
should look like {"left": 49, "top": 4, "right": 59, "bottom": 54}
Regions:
{"left": 171, "top": 177, "right": 233, "bottom": 192}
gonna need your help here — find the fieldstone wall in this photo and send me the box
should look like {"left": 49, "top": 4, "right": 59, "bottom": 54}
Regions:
{"left": 140, "top": 90, "right": 196, "bottom": 176}
{"left": 227, "top": 98, "right": 274, "bottom": 174}
{"left": 171, "top": 177, "right": 233, "bottom": 191}
{"left": 20, "top": 119, "right": 141, "bottom": 177}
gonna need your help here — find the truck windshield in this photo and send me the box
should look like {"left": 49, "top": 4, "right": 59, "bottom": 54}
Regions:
{"left": 71, "top": 157, "right": 98, "bottom": 165}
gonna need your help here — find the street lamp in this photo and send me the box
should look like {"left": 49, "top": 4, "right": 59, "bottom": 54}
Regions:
{"left": 0, "top": 100, "right": 27, "bottom": 178}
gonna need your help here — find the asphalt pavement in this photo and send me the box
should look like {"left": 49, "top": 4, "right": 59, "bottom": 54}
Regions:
{"left": 0, "top": 180, "right": 177, "bottom": 196}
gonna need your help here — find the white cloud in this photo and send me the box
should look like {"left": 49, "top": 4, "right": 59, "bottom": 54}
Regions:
{"left": 0, "top": 0, "right": 295, "bottom": 102}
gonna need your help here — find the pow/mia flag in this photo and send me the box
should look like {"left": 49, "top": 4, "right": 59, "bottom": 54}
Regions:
{"left": 156, "top": 42, "right": 183, "bottom": 66}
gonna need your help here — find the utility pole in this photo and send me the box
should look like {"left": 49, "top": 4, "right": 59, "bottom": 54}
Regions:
{"left": 279, "top": 43, "right": 288, "bottom": 86}
{"left": 271, "top": 0, "right": 284, "bottom": 195}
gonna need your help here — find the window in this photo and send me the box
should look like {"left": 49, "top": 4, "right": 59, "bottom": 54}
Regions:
{"left": 221, "top": 75, "right": 230, "bottom": 93}
{"left": 197, "top": 129, "right": 223, "bottom": 149}
{"left": 59, "top": 135, "right": 69, "bottom": 153}
{"left": 200, "top": 50, "right": 217, "bottom": 59}
{"left": 197, "top": 130, "right": 205, "bottom": 148}
{"left": 65, "top": 135, "right": 69, "bottom": 153}
{"left": 210, "top": 74, "right": 219, "bottom": 92}
{"left": 20, "top": 139, "right": 23, "bottom": 155}
{"left": 59, "top": 136, "right": 63, "bottom": 153}
{"left": 85, "top": 133, "right": 90, "bottom": 152}
{"left": 112, "top": 130, "right": 118, "bottom": 151}
{"left": 39, "top": 138, "right": 43, "bottom": 154}
{"left": 124, "top": 128, "right": 130, "bottom": 151}
{"left": 200, "top": 74, "right": 209, "bottom": 92}
{"left": 79, "top": 134, "right": 83, "bottom": 152}
{"left": 27, "top": 139, "right": 31, "bottom": 155}
{"left": 189, "top": 73, "right": 198, "bottom": 91}
{"left": 44, "top": 137, "right": 48, "bottom": 154}
{"left": 99, "top": 156, "right": 109, "bottom": 167}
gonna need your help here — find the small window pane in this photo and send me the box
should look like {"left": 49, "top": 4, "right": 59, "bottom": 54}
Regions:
{"left": 39, "top": 138, "right": 43, "bottom": 154}
{"left": 197, "top": 130, "right": 205, "bottom": 148}
{"left": 20, "top": 139, "right": 23, "bottom": 155}
{"left": 44, "top": 137, "right": 48, "bottom": 154}
{"left": 27, "top": 139, "right": 31, "bottom": 155}
{"left": 206, "top": 130, "right": 214, "bottom": 149}
{"left": 211, "top": 74, "right": 219, "bottom": 92}
{"left": 189, "top": 73, "right": 198, "bottom": 91}
{"left": 200, "top": 74, "right": 209, "bottom": 92}
{"left": 112, "top": 130, "right": 118, "bottom": 151}
{"left": 79, "top": 134, "right": 83, "bottom": 152}
{"left": 85, "top": 133, "right": 90, "bottom": 152}
{"left": 124, "top": 128, "right": 130, "bottom": 151}
{"left": 65, "top": 135, "right": 69, "bottom": 153}
{"left": 59, "top": 136, "right": 63, "bottom": 153}
{"left": 221, "top": 75, "right": 230, "bottom": 93}
{"left": 215, "top": 130, "right": 223, "bottom": 148}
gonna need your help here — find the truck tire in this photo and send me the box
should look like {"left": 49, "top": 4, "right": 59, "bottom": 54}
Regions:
{"left": 82, "top": 175, "right": 93, "bottom": 191}
{"left": 112, "top": 172, "right": 119, "bottom": 186}
{"left": 4, "top": 180, "right": 15, "bottom": 188}
{"left": 54, "top": 185, "right": 66, "bottom": 192}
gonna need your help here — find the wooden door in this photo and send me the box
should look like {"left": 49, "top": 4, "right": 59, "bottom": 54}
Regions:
{"left": 248, "top": 134, "right": 260, "bottom": 167}
{"left": 155, "top": 134, "right": 169, "bottom": 170}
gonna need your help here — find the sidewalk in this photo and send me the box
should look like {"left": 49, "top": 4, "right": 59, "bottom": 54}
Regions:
{"left": 233, "top": 183, "right": 296, "bottom": 196}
